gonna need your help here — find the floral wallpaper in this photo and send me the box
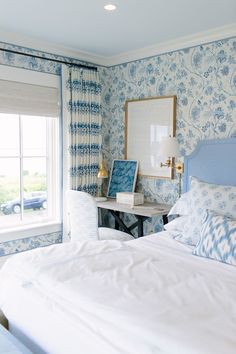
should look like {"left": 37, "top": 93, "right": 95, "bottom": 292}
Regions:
{"left": 0, "top": 42, "right": 95, "bottom": 75}
{"left": 0, "top": 232, "right": 62, "bottom": 256}
{"left": 100, "top": 37, "right": 236, "bottom": 235}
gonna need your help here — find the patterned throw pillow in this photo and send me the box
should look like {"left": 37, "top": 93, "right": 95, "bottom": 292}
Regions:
{"left": 189, "top": 176, "right": 236, "bottom": 218}
{"left": 180, "top": 177, "right": 236, "bottom": 246}
{"left": 193, "top": 210, "right": 236, "bottom": 266}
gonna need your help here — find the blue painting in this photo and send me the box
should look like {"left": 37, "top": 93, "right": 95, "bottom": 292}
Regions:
{"left": 107, "top": 160, "right": 138, "bottom": 198}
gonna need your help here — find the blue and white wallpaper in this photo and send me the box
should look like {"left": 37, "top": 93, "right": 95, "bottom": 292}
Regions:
{"left": 0, "top": 42, "right": 94, "bottom": 75}
{"left": 0, "top": 36, "right": 236, "bottom": 252}
{"left": 100, "top": 37, "right": 236, "bottom": 235}
{"left": 0, "top": 232, "right": 61, "bottom": 257}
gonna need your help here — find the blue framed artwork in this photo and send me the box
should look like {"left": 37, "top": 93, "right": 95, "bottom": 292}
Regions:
{"left": 107, "top": 160, "right": 139, "bottom": 198}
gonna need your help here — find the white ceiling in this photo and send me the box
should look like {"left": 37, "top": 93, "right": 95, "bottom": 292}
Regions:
{"left": 0, "top": 0, "right": 235, "bottom": 65}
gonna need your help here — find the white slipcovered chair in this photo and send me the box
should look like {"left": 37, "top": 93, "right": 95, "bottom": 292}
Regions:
{"left": 67, "top": 190, "right": 134, "bottom": 241}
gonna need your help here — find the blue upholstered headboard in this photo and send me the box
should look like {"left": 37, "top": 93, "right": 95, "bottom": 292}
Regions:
{"left": 183, "top": 138, "right": 236, "bottom": 192}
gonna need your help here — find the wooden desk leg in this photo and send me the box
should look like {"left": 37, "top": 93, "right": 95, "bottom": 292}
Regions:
{"left": 162, "top": 214, "right": 168, "bottom": 225}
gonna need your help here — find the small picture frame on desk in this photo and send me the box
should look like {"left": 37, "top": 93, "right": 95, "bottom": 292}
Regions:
{"left": 107, "top": 160, "right": 138, "bottom": 198}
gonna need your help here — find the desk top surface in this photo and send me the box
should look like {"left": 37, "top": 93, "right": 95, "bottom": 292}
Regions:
{"left": 96, "top": 199, "right": 171, "bottom": 217}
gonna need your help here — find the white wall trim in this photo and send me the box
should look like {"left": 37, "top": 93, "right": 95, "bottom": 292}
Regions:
{"left": 0, "top": 222, "right": 62, "bottom": 242}
{"left": 0, "top": 29, "right": 105, "bottom": 66}
{"left": 105, "top": 23, "right": 236, "bottom": 66}
{"left": 0, "top": 23, "right": 235, "bottom": 67}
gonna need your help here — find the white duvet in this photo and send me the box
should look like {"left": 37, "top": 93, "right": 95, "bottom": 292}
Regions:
{"left": 0, "top": 232, "right": 236, "bottom": 354}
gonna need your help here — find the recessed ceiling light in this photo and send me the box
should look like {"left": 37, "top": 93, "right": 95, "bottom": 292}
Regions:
{"left": 104, "top": 4, "right": 117, "bottom": 11}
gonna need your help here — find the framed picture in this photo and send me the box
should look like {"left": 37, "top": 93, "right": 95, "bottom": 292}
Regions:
{"left": 125, "top": 95, "right": 176, "bottom": 179}
{"left": 107, "top": 160, "right": 139, "bottom": 198}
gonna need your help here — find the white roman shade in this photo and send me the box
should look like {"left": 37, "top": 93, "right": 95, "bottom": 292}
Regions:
{"left": 0, "top": 79, "right": 59, "bottom": 117}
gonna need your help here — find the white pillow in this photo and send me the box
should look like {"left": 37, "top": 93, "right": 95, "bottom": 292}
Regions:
{"left": 193, "top": 210, "right": 236, "bottom": 266}
{"left": 168, "top": 191, "right": 192, "bottom": 216}
{"left": 180, "top": 212, "right": 204, "bottom": 246}
{"left": 182, "top": 177, "right": 236, "bottom": 246}
{"left": 98, "top": 228, "right": 134, "bottom": 241}
{"left": 164, "top": 216, "right": 188, "bottom": 238}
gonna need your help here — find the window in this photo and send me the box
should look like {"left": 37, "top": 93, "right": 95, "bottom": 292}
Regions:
{"left": 0, "top": 67, "right": 60, "bottom": 240}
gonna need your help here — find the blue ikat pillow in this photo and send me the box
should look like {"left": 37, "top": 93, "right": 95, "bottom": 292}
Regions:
{"left": 193, "top": 210, "right": 236, "bottom": 266}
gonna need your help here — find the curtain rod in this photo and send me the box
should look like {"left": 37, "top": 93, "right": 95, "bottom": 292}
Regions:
{"left": 0, "top": 47, "right": 98, "bottom": 71}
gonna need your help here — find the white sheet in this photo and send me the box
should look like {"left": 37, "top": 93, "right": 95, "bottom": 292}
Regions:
{"left": 0, "top": 232, "right": 236, "bottom": 354}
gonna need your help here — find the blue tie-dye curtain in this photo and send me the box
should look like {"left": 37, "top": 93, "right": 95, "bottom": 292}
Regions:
{"left": 63, "top": 66, "right": 102, "bottom": 195}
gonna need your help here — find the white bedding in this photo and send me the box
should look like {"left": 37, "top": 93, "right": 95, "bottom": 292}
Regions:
{"left": 0, "top": 232, "right": 236, "bottom": 354}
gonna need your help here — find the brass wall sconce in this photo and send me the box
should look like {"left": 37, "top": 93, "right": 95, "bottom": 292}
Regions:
{"left": 159, "top": 137, "right": 184, "bottom": 197}
{"left": 175, "top": 161, "right": 184, "bottom": 174}
{"left": 160, "top": 159, "right": 184, "bottom": 174}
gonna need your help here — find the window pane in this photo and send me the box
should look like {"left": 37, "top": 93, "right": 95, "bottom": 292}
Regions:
{"left": 22, "top": 115, "right": 47, "bottom": 156}
{"left": 0, "top": 158, "right": 21, "bottom": 227}
{"left": 0, "top": 114, "right": 19, "bottom": 156}
{"left": 0, "top": 115, "right": 60, "bottom": 234}
{"left": 22, "top": 157, "right": 48, "bottom": 223}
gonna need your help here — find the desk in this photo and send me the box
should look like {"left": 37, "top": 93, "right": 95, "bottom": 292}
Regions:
{"left": 97, "top": 199, "right": 171, "bottom": 237}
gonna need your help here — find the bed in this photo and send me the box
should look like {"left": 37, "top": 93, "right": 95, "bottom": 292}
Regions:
{"left": 0, "top": 138, "right": 236, "bottom": 354}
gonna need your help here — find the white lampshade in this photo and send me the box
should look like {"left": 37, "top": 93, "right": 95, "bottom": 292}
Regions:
{"left": 159, "top": 137, "right": 180, "bottom": 158}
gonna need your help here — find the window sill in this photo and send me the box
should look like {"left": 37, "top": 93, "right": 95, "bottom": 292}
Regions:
{"left": 0, "top": 221, "right": 62, "bottom": 243}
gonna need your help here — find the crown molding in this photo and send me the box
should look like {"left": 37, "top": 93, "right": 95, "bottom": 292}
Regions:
{"left": 0, "top": 29, "right": 106, "bottom": 66}
{"left": 0, "top": 23, "right": 235, "bottom": 68}
{"left": 104, "top": 23, "right": 236, "bottom": 66}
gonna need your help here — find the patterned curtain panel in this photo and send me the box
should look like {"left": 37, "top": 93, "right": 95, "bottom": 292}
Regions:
{"left": 62, "top": 66, "right": 102, "bottom": 195}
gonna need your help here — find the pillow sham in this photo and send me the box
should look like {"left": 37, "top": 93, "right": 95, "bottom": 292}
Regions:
{"left": 189, "top": 176, "right": 236, "bottom": 219}
{"left": 168, "top": 191, "right": 192, "bottom": 216}
{"left": 181, "top": 177, "right": 236, "bottom": 246}
{"left": 193, "top": 210, "right": 236, "bottom": 266}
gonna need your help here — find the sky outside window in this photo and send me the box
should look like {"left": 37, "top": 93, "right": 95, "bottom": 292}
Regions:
{"left": 0, "top": 114, "right": 47, "bottom": 176}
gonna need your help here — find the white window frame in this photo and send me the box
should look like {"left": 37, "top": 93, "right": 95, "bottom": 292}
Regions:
{"left": 0, "top": 66, "right": 61, "bottom": 242}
